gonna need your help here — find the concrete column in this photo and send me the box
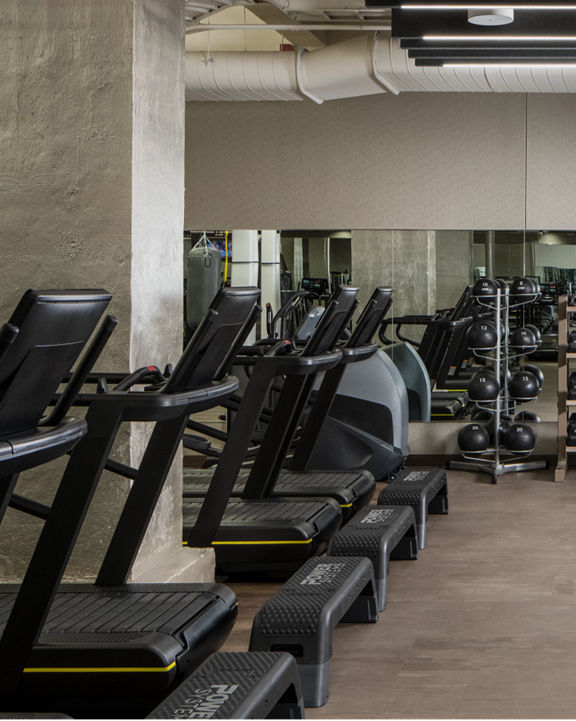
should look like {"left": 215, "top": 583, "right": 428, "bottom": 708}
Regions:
{"left": 351, "top": 230, "right": 437, "bottom": 325}
{"left": 308, "top": 238, "right": 330, "bottom": 279}
{"left": 485, "top": 231, "right": 496, "bottom": 280}
{"left": 260, "top": 230, "right": 281, "bottom": 336}
{"left": 231, "top": 230, "right": 259, "bottom": 287}
{"left": 293, "top": 238, "right": 304, "bottom": 290}
{"left": 231, "top": 230, "right": 259, "bottom": 342}
{"left": 0, "top": 0, "right": 213, "bottom": 584}
{"left": 436, "top": 231, "right": 473, "bottom": 310}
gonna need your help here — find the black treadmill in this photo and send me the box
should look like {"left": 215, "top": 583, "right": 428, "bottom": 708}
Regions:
{"left": 182, "top": 286, "right": 361, "bottom": 575}
{"left": 0, "top": 287, "right": 260, "bottom": 717}
{"left": 182, "top": 287, "right": 393, "bottom": 521}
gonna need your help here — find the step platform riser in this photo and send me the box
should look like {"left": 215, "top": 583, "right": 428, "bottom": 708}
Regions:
{"left": 332, "top": 505, "right": 418, "bottom": 611}
{"left": 146, "top": 652, "right": 304, "bottom": 720}
{"left": 250, "top": 556, "right": 378, "bottom": 708}
{"left": 378, "top": 469, "right": 448, "bottom": 550}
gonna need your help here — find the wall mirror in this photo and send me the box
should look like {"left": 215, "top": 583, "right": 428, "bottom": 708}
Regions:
{"left": 185, "top": 228, "right": 573, "bottom": 423}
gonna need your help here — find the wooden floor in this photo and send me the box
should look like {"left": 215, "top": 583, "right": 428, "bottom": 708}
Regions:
{"left": 219, "top": 468, "right": 576, "bottom": 719}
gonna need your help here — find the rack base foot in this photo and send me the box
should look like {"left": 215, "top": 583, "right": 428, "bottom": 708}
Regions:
{"left": 448, "top": 459, "right": 548, "bottom": 484}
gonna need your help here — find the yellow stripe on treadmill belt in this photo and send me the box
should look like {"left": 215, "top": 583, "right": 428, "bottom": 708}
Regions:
{"left": 183, "top": 538, "right": 313, "bottom": 546}
{"left": 211, "top": 538, "right": 313, "bottom": 545}
{"left": 24, "top": 662, "right": 176, "bottom": 674}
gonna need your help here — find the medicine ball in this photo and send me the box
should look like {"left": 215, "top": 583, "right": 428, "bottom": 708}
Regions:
{"left": 485, "top": 418, "right": 512, "bottom": 446}
{"left": 509, "top": 327, "right": 537, "bottom": 352}
{"left": 510, "top": 278, "right": 537, "bottom": 299}
{"left": 508, "top": 370, "right": 540, "bottom": 401}
{"left": 472, "top": 279, "right": 499, "bottom": 300}
{"left": 515, "top": 410, "right": 541, "bottom": 423}
{"left": 467, "top": 322, "right": 498, "bottom": 350}
{"left": 471, "top": 409, "right": 493, "bottom": 422}
{"left": 468, "top": 371, "right": 500, "bottom": 402}
{"left": 522, "top": 364, "right": 544, "bottom": 389}
{"left": 484, "top": 366, "right": 512, "bottom": 388}
{"left": 525, "top": 324, "right": 542, "bottom": 344}
{"left": 504, "top": 423, "right": 536, "bottom": 453}
{"left": 458, "top": 424, "right": 490, "bottom": 455}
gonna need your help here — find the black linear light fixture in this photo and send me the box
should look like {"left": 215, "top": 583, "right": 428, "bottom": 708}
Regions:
{"left": 376, "top": 0, "right": 576, "bottom": 67}
{"left": 371, "top": 2, "right": 576, "bottom": 8}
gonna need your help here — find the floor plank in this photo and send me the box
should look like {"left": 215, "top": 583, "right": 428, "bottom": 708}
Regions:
{"left": 219, "top": 468, "right": 576, "bottom": 718}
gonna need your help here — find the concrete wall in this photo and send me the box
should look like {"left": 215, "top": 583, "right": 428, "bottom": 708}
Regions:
{"left": 0, "top": 0, "right": 211, "bottom": 584}
{"left": 436, "top": 232, "right": 473, "bottom": 311}
{"left": 351, "top": 230, "right": 436, "bottom": 321}
{"left": 0, "top": 0, "right": 134, "bottom": 582}
{"left": 128, "top": 0, "right": 207, "bottom": 583}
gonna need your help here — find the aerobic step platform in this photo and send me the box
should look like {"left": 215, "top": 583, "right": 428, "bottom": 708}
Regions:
{"left": 377, "top": 469, "right": 448, "bottom": 549}
{"left": 147, "top": 652, "right": 304, "bottom": 719}
{"left": 250, "top": 556, "right": 378, "bottom": 708}
{"left": 332, "top": 505, "right": 418, "bottom": 611}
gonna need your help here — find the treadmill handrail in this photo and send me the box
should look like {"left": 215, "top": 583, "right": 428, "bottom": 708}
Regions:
{"left": 68, "top": 376, "right": 240, "bottom": 421}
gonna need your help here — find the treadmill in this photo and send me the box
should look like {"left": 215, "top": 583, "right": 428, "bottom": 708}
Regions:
{"left": 182, "top": 287, "right": 392, "bottom": 519}
{"left": 182, "top": 286, "right": 361, "bottom": 575}
{"left": 0, "top": 287, "right": 260, "bottom": 717}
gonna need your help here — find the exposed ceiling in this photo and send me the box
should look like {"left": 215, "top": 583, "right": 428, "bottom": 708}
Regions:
{"left": 185, "top": 1, "right": 392, "bottom": 51}
{"left": 184, "top": 2, "right": 576, "bottom": 98}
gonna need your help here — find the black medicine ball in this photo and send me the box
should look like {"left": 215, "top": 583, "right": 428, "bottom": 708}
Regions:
{"left": 522, "top": 364, "right": 544, "bottom": 389}
{"left": 467, "top": 322, "right": 498, "bottom": 350}
{"left": 458, "top": 424, "right": 490, "bottom": 454}
{"left": 472, "top": 279, "right": 499, "bottom": 300}
{"left": 509, "top": 328, "right": 537, "bottom": 352}
{"left": 468, "top": 371, "right": 500, "bottom": 402}
{"left": 508, "top": 371, "right": 540, "bottom": 401}
{"left": 504, "top": 423, "right": 536, "bottom": 453}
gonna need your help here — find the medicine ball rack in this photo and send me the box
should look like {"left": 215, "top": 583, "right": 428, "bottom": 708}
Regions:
{"left": 451, "top": 282, "right": 547, "bottom": 485}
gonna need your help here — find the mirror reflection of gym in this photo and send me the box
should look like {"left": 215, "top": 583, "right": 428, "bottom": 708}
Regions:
{"left": 185, "top": 229, "right": 570, "bottom": 425}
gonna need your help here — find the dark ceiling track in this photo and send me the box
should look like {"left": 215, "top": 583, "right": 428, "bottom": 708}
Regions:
{"left": 393, "top": 11, "right": 576, "bottom": 37}
{"left": 369, "top": 2, "right": 576, "bottom": 8}
{"left": 378, "top": 1, "right": 576, "bottom": 67}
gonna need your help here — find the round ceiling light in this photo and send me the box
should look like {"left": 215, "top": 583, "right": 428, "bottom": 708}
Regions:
{"left": 468, "top": 8, "right": 515, "bottom": 25}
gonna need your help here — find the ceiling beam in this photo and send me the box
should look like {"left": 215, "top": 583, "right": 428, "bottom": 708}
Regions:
{"left": 248, "top": 3, "right": 328, "bottom": 47}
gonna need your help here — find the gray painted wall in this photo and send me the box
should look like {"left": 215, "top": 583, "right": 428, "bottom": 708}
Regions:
{"left": 185, "top": 93, "right": 531, "bottom": 231}
{"left": 185, "top": 93, "right": 576, "bottom": 232}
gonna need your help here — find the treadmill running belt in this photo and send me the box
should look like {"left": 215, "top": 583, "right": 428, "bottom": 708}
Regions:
{"left": 182, "top": 467, "right": 374, "bottom": 517}
{"left": 182, "top": 498, "right": 342, "bottom": 574}
{"left": 0, "top": 584, "right": 237, "bottom": 716}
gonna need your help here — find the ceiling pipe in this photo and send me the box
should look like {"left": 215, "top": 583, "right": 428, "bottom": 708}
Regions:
{"left": 187, "top": 23, "right": 392, "bottom": 32}
{"left": 185, "top": 32, "right": 576, "bottom": 101}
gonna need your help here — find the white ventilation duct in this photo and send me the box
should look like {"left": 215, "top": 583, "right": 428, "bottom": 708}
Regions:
{"left": 185, "top": 33, "right": 576, "bottom": 101}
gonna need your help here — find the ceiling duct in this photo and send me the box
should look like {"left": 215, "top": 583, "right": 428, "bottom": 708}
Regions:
{"left": 185, "top": 32, "right": 576, "bottom": 101}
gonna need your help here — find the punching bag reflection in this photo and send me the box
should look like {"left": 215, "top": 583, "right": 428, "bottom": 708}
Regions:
{"left": 186, "top": 233, "right": 222, "bottom": 332}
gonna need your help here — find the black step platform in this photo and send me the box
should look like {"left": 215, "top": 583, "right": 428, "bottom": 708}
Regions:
{"left": 147, "top": 651, "right": 304, "bottom": 719}
{"left": 377, "top": 469, "right": 448, "bottom": 549}
{"left": 249, "top": 556, "right": 378, "bottom": 708}
{"left": 183, "top": 498, "right": 342, "bottom": 575}
{"left": 183, "top": 467, "right": 375, "bottom": 522}
{"left": 331, "top": 505, "right": 418, "bottom": 611}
